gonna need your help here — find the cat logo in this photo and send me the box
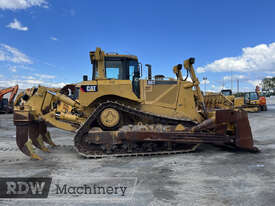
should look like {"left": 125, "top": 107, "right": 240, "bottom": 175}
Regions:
{"left": 80, "top": 85, "right": 98, "bottom": 92}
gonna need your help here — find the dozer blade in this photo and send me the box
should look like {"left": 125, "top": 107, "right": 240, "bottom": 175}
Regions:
{"left": 16, "top": 125, "right": 42, "bottom": 160}
{"left": 233, "top": 110, "right": 259, "bottom": 152}
{"left": 215, "top": 109, "right": 259, "bottom": 152}
{"left": 39, "top": 122, "right": 57, "bottom": 147}
{"left": 29, "top": 123, "right": 50, "bottom": 152}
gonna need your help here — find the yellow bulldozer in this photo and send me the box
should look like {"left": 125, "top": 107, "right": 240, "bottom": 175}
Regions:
{"left": 204, "top": 89, "right": 263, "bottom": 112}
{"left": 13, "top": 48, "right": 259, "bottom": 160}
{"left": 204, "top": 89, "right": 244, "bottom": 110}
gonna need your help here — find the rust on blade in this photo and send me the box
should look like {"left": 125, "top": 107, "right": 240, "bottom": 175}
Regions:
{"left": 234, "top": 110, "right": 259, "bottom": 152}
{"left": 215, "top": 109, "right": 259, "bottom": 152}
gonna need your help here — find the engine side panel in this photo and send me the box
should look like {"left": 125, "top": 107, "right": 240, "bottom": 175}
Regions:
{"left": 78, "top": 80, "right": 141, "bottom": 107}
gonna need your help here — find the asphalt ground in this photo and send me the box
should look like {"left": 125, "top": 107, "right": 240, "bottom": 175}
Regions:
{"left": 0, "top": 97, "right": 275, "bottom": 206}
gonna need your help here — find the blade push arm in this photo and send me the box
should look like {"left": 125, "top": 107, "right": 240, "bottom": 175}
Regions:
{"left": 183, "top": 58, "right": 206, "bottom": 114}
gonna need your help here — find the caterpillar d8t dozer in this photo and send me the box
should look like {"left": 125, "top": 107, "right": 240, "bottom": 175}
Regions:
{"left": 204, "top": 89, "right": 245, "bottom": 111}
{"left": 13, "top": 48, "right": 259, "bottom": 160}
{"left": 204, "top": 89, "right": 266, "bottom": 113}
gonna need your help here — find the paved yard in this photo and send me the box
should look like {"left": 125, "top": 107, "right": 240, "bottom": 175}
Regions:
{"left": 0, "top": 97, "right": 275, "bottom": 206}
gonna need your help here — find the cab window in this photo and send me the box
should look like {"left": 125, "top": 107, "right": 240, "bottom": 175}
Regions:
{"left": 250, "top": 92, "right": 258, "bottom": 100}
{"left": 105, "top": 60, "right": 123, "bottom": 79}
{"left": 244, "top": 93, "right": 250, "bottom": 104}
{"left": 129, "top": 60, "right": 138, "bottom": 81}
{"left": 221, "top": 90, "right": 232, "bottom": 96}
{"left": 92, "top": 57, "right": 139, "bottom": 80}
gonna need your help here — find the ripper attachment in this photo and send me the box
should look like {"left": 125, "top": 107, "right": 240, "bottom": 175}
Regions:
{"left": 14, "top": 114, "right": 56, "bottom": 160}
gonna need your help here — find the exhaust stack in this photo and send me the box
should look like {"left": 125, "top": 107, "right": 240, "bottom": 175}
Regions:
{"left": 145, "top": 64, "right": 152, "bottom": 80}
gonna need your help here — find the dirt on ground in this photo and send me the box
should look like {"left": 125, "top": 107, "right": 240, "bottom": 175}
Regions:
{"left": 0, "top": 97, "right": 275, "bottom": 206}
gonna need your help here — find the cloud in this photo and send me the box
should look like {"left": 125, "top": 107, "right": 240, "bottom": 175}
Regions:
{"left": 197, "top": 42, "right": 275, "bottom": 74}
{"left": 197, "top": 67, "right": 206, "bottom": 73}
{"left": 247, "top": 79, "right": 262, "bottom": 87}
{"left": 0, "top": 74, "right": 3, "bottom": 78}
{"left": 8, "top": 66, "right": 17, "bottom": 72}
{"left": 6, "top": 19, "right": 28, "bottom": 31}
{"left": 50, "top": 36, "right": 58, "bottom": 41}
{"left": 34, "top": 73, "right": 55, "bottom": 79}
{"left": 21, "top": 75, "right": 35, "bottom": 79}
{"left": 0, "top": 0, "right": 48, "bottom": 10}
{"left": 0, "top": 44, "right": 32, "bottom": 64}
{"left": 50, "top": 82, "right": 67, "bottom": 88}
{"left": 18, "top": 65, "right": 35, "bottom": 71}
{"left": 25, "top": 79, "right": 43, "bottom": 84}
{"left": 43, "top": 62, "right": 57, "bottom": 68}
{"left": 0, "top": 72, "right": 62, "bottom": 89}
{"left": 201, "top": 79, "right": 210, "bottom": 84}
{"left": 0, "top": 79, "right": 66, "bottom": 89}
{"left": 223, "top": 75, "right": 246, "bottom": 81}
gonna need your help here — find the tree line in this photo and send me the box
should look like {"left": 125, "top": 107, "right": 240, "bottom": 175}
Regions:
{"left": 262, "top": 77, "right": 275, "bottom": 91}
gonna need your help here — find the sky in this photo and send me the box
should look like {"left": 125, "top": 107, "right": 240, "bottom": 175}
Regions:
{"left": 0, "top": 0, "right": 275, "bottom": 92}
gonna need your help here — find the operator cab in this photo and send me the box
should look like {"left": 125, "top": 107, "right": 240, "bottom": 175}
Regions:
{"left": 221, "top": 89, "right": 232, "bottom": 96}
{"left": 91, "top": 56, "right": 140, "bottom": 81}
{"left": 244, "top": 92, "right": 259, "bottom": 104}
{"left": 90, "top": 49, "right": 141, "bottom": 97}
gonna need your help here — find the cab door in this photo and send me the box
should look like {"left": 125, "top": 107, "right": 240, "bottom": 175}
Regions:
{"left": 244, "top": 93, "right": 250, "bottom": 104}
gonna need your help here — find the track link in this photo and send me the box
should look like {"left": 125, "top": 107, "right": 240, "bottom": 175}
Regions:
{"left": 76, "top": 144, "right": 200, "bottom": 158}
{"left": 74, "top": 101, "right": 199, "bottom": 158}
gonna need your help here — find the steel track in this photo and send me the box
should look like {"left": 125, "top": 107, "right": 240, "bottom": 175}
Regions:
{"left": 75, "top": 144, "right": 200, "bottom": 158}
{"left": 74, "top": 101, "right": 200, "bottom": 158}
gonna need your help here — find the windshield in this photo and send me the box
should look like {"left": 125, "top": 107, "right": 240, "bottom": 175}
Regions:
{"left": 92, "top": 58, "right": 138, "bottom": 80}
{"left": 250, "top": 92, "right": 259, "bottom": 100}
{"left": 221, "top": 90, "right": 232, "bottom": 96}
{"left": 105, "top": 60, "right": 123, "bottom": 79}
